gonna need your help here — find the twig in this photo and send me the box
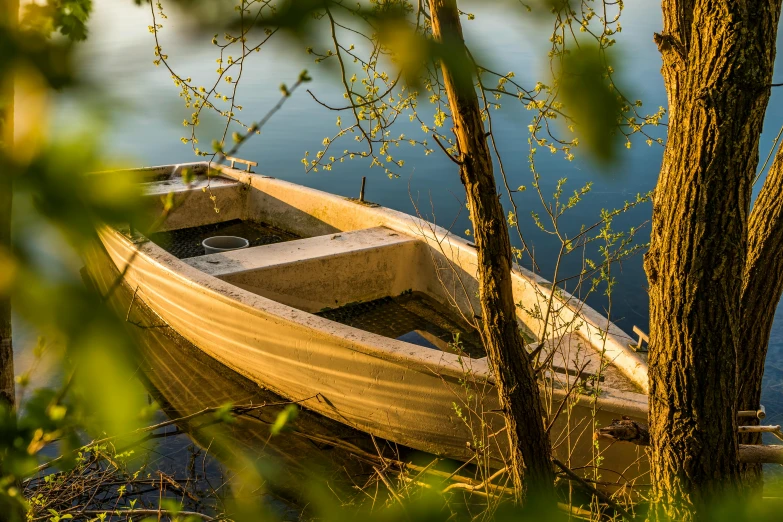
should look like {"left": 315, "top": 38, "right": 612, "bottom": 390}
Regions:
{"left": 431, "top": 133, "right": 463, "bottom": 165}
{"left": 30, "top": 396, "right": 316, "bottom": 475}
{"left": 160, "top": 470, "right": 201, "bottom": 505}
{"left": 441, "top": 466, "right": 508, "bottom": 494}
{"left": 373, "top": 466, "right": 408, "bottom": 517}
{"left": 545, "top": 361, "right": 593, "bottom": 434}
{"left": 77, "top": 508, "right": 214, "bottom": 520}
{"left": 126, "top": 285, "right": 139, "bottom": 322}
{"left": 552, "top": 458, "right": 635, "bottom": 521}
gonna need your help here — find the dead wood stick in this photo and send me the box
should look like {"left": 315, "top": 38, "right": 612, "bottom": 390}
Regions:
{"left": 77, "top": 509, "right": 214, "bottom": 520}
{"left": 441, "top": 466, "right": 508, "bottom": 494}
{"left": 595, "top": 418, "right": 783, "bottom": 464}
{"left": 406, "top": 462, "right": 516, "bottom": 496}
{"left": 738, "top": 405, "right": 766, "bottom": 420}
{"left": 159, "top": 470, "right": 201, "bottom": 505}
{"left": 738, "top": 444, "right": 783, "bottom": 464}
{"left": 374, "top": 466, "right": 408, "bottom": 512}
{"left": 738, "top": 425, "right": 781, "bottom": 433}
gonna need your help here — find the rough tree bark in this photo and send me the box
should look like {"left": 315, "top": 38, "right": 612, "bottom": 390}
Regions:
{"left": 428, "top": 0, "right": 554, "bottom": 504}
{"left": 0, "top": 0, "right": 17, "bottom": 413}
{"left": 644, "top": 1, "right": 781, "bottom": 519}
{"left": 738, "top": 142, "right": 783, "bottom": 486}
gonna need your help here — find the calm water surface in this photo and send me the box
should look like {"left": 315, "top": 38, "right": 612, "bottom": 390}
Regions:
{"left": 15, "top": 0, "right": 783, "bottom": 476}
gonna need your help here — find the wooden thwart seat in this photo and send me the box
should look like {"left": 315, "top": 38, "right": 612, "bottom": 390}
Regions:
{"left": 184, "top": 226, "right": 413, "bottom": 277}
{"left": 183, "top": 227, "right": 420, "bottom": 312}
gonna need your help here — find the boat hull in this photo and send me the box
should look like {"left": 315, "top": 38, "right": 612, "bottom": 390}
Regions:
{"left": 96, "top": 165, "right": 650, "bottom": 489}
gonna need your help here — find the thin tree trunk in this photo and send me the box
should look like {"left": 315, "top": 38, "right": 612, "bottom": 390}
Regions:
{"left": 738, "top": 142, "right": 783, "bottom": 488}
{"left": 428, "top": 0, "right": 554, "bottom": 505}
{"left": 0, "top": 0, "right": 17, "bottom": 413}
{"left": 0, "top": 6, "right": 18, "bottom": 522}
{"left": 644, "top": 1, "right": 781, "bottom": 519}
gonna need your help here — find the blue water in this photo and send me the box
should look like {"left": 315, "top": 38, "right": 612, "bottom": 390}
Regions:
{"left": 42, "top": 0, "right": 783, "bottom": 426}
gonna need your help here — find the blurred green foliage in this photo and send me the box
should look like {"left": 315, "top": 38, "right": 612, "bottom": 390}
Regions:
{"left": 21, "top": 0, "right": 93, "bottom": 41}
{"left": 556, "top": 44, "right": 622, "bottom": 164}
{"left": 0, "top": 3, "right": 149, "bottom": 520}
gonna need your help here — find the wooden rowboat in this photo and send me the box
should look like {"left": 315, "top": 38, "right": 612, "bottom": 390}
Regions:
{"left": 96, "top": 161, "right": 650, "bottom": 489}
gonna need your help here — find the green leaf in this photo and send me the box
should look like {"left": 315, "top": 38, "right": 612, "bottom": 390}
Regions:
{"left": 160, "top": 498, "right": 181, "bottom": 516}
{"left": 270, "top": 404, "right": 299, "bottom": 435}
{"left": 47, "top": 404, "right": 67, "bottom": 421}
{"left": 212, "top": 402, "right": 236, "bottom": 424}
{"left": 557, "top": 44, "right": 623, "bottom": 164}
{"left": 161, "top": 191, "right": 174, "bottom": 212}
{"left": 181, "top": 167, "right": 195, "bottom": 185}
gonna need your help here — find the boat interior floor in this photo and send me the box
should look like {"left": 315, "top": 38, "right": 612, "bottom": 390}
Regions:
{"left": 149, "top": 219, "right": 299, "bottom": 259}
{"left": 316, "top": 293, "right": 486, "bottom": 359}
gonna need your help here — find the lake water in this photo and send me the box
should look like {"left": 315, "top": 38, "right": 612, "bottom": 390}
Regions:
{"left": 15, "top": 0, "right": 783, "bottom": 488}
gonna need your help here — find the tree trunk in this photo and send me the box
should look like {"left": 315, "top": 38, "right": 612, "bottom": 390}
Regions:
{"left": 428, "top": 0, "right": 554, "bottom": 505}
{"left": 738, "top": 142, "right": 783, "bottom": 487}
{"left": 0, "top": 7, "right": 18, "bottom": 522}
{"left": 644, "top": 1, "right": 781, "bottom": 519}
{"left": 0, "top": 0, "right": 17, "bottom": 413}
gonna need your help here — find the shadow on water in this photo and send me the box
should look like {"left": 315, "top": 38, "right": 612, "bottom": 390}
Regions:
{"left": 81, "top": 239, "right": 451, "bottom": 517}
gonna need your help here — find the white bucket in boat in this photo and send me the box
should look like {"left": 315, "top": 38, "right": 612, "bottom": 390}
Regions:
{"left": 202, "top": 236, "right": 249, "bottom": 254}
